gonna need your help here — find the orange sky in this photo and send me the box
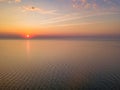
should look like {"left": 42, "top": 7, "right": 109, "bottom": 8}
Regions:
{"left": 0, "top": 0, "right": 120, "bottom": 36}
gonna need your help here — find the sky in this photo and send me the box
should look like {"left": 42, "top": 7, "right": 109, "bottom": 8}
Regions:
{"left": 0, "top": 0, "right": 120, "bottom": 37}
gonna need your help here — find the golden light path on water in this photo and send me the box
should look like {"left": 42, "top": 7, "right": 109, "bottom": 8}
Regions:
{"left": 26, "top": 40, "right": 30, "bottom": 59}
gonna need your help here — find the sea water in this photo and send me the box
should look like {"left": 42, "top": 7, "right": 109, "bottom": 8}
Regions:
{"left": 0, "top": 40, "right": 120, "bottom": 89}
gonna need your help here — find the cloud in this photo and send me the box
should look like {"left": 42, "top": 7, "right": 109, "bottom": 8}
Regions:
{"left": 0, "top": 0, "right": 5, "bottom": 2}
{"left": 0, "top": 0, "right": 6, "bottom": 2}
{"left": 22, "top": 6, "right": 56, "bottom": 14}
{"left": 72, "top": 0, "right": 120, "bottom": 11}
{"left": 15, "top": 0, "right": 21, "bottom": 3}
{"left": 72, "top": 0, "right": 97, "bottom": 9}
{"left": 38, "top": 11, "right": 120, "bottom": 26}
{"left": 0, "top": 0, "right": 21, "bottom": 3}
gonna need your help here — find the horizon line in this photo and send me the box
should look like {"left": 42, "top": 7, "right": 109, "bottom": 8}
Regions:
{"left": 0, "top": 33, "right": 120, "bottom": 40}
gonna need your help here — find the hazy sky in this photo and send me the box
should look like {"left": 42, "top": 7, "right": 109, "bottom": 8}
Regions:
{"left": 0, "top": 0, "right": 120, "bottom": 36}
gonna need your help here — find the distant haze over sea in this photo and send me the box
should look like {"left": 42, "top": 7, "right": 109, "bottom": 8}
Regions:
{"left": 0, "top": 33, "right": 120, "bottom": 40}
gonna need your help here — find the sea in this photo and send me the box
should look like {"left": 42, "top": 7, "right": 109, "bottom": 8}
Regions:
{"left": 0, "top": 39, "right": 120, "bottom": 89}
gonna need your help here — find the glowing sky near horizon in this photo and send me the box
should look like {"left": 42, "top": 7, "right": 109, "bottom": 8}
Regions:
{"left": 0, "top": 0, "right": 120, "bottom": 35}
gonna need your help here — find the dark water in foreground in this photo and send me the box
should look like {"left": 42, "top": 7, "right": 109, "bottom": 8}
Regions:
{"left": 0, "top": 40, "right": 120, "bottom": 90}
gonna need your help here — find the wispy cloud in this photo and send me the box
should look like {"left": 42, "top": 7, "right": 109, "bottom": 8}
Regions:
{"left": 22, "top": 6, "right": 56, "bottom": 14}
{"left": 38, "top": 11, "right": 120, "bottom": 26}
{"left": 72, "top": 0, "right": 120, "bottom": 11}
{"left": 72, "top": 0, "right": 97, "bottom": 9}
{"left": 0, "top": 0, "right": 21, "bottom": 3}
{"left": 15, "top": 0, "right": 21, "bottom": 3}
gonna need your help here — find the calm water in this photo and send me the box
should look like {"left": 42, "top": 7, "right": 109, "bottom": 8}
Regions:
{"left": 0, "top": 40, "right": 120, "bottom": 89}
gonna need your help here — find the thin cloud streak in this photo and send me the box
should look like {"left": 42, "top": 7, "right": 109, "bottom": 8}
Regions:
{"left": 38, "top": 11, "right": 120, "bottom": 25}
{"left": 22, "top": 6, "right": 57, "bottom": 14}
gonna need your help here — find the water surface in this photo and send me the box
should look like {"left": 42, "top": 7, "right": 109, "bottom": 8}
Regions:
{"left": 0, "top": 40, "right": 120, "bottom": 89}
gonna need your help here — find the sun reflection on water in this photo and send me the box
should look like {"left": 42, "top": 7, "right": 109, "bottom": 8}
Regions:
{"left": 26, "top": 40, "right": 30, "bottom": 59}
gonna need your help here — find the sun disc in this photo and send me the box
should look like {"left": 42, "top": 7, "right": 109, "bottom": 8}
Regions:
{"left": 26, "top": 34, "right": 30, "bottom": 38}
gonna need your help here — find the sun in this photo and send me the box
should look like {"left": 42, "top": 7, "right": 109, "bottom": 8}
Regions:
{"left": 26, "top": 34, "right": 30, "bottom": 38}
